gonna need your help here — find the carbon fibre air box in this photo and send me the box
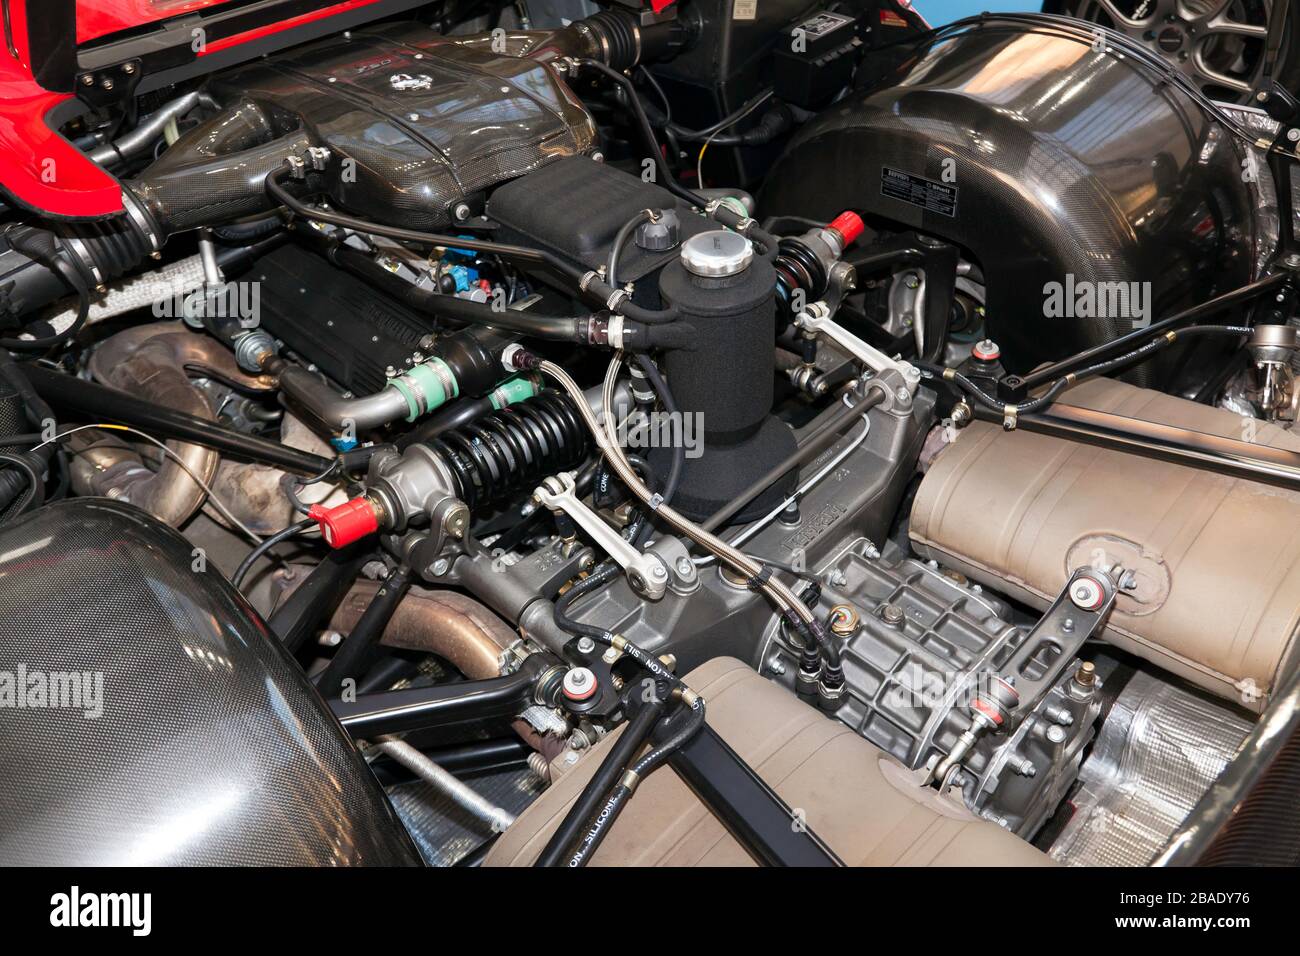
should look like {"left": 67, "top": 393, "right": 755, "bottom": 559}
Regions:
{"left": 487, "top": 156, "right": 713, "bottom": 296}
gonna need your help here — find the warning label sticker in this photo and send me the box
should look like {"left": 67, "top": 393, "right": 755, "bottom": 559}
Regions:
{"left": 880, "top": 167, "right": 958, "bottom": 218}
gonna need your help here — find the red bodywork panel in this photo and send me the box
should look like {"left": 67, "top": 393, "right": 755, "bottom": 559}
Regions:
{"left": 0, "top": 0, "right": 388, "bottom": 219}
{"left": 0, "top": 0, "right": 122, "bottom": 218}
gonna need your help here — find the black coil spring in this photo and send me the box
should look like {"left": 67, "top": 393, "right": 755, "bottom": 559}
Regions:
{"left": 428, "top": 390, "right": 589, "bottom": 511}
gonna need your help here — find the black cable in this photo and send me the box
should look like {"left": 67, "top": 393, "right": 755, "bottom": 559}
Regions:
{"left": 231, "top": 518, "right": 314, "bottom": 590}
{"left": 637, "top": 66, "right": 673, "bottom": 127}
{"left": 576, "top": 59, "right": 711, "bottom": 211}
{"left": 667, "top": 89, "right": 775, "bottom": 142}
{"left": 607, "top": 209, "right": 654, "bottom": 287}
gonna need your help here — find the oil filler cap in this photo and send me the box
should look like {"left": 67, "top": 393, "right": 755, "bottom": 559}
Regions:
{"left": 681, "top": 230, "right": 753, "bottom": 278}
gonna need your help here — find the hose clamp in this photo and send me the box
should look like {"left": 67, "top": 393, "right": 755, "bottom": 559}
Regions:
{"left": 605, "top": 288, "right": 629, "bottom": 312}
{"left": 120, "top": 189, "right": 161, "bottom": 252}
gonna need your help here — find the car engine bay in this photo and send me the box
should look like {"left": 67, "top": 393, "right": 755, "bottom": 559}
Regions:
{"left": 0, "top": 0, "right": 1298, "bottom": 868}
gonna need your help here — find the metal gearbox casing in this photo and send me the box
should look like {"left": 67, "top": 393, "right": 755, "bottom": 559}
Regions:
{"left": 761, "top": 546, "right": 1100, "bottom": 837}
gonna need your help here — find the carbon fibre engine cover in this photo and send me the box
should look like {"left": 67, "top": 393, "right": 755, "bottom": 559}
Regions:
{"left": 206, "top": 23, "right": 596, "bottom": 230}
{"left": 0, "top": 499, "right": 420, "bottom": 866}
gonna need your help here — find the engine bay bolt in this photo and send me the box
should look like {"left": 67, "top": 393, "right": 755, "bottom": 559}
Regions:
{"left": 319, "top": 630, "right": 343, "bottom": 647}
{"left": 602, "top": 647, "right": 620, "bottom": 664}
{"left": 1046, "top": 725, "right": 1068, "bottom": 744}
{"left": 1009, "top": 754, "right": 1036, "bottom": 777}
{"left": 862, "top": 541, "right": 881, "bottom": 559}
{"left": 880, "top": 603, "right": 905, "bottom": 627}
{"left": 453, "top": 202, "right": 471, "bottom": 221}
{"left": 576, "top": 637, "right": 595, "bottom": 655}
{"left": 1045, "top": 705, "right": 1074, "bottom": 726}
{"left": 829, "top": 604, "right": 860, "bottom": 636}
{"left": 81, "top": 74, "right": 95, "bottom": 86}
{"left": 122, "top": 62, "right": 137, "bottom": 75}
{"left": 431, "top": 558, "right": 450, "bottom": 576}
{"left": 562, "top": 666, "right": 598, "bottom": 702}
{"left": 904, "top": 273, "right": 920, "bottom": 289}
{"left": 1075, "top": 661, "right": 1097, "bottom": 687}
{"left": 1289, "top": 129, "right": 1300, "bottom": 143}
{"left": 443, "top": 504, "right": 469, "bottom": 538}
{"left": 827, "top": 569, "right": 848, "bottom": 587}
{"left": 675, "top": 556, "right": 695, "bottom": 577}
{"left": 101, "top": 77, "right": 114, "bottom": 90}
{"left": 769, "top": 658, "right": 787, "bottom": 676}
{"left": 895, "top": 386, "right": 912, "bottom": 405}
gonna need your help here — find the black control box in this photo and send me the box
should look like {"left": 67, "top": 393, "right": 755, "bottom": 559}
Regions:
{"left": 771, "top": 10, "right": 863, "bottom": 109}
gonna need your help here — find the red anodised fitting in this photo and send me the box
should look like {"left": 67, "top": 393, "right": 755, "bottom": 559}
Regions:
{"left": 308, "top": 497, "right": 380, "bottom": 548}
{"left": 826, "top": 211, "right": 865, "bottom": 249}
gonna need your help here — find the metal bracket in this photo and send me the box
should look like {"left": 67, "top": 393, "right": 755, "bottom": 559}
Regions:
{"left": 533, "top": 472, "right": 669, "bottom": 600}
{"left": 795, "top": 302, "right": 922, "bottom": 395}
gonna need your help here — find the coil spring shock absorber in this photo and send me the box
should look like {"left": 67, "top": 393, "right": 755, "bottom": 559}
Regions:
{"left": 774, "top": 211, "right": 865, "bottom": 319}
{"left": 428, "top": 390, "right": 589, "bottom": 511}
{"left": 309, "top": 391, "right": 590, "bottom": 547}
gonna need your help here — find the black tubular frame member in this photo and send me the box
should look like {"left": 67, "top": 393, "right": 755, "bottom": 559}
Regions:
{"left": 1018, "top": 272, "right": 1289, "bottom": 389}
{"left": 328, "top": 654, "right": 559, "bottom": 738}
{"left": 669, "top": 723, "right": 842, "bottom": 866}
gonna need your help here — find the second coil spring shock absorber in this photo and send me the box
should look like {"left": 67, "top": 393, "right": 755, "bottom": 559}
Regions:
{"left": 427, "top": 391, "right": 588, "bottom": 511}
{"left": 310, "top": 391, "right": 590, "bottom": 547}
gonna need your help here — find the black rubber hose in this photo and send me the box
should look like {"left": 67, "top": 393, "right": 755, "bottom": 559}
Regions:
{"left": 535, "top": 697, "right": 667, "bottom": 867}
{"left": 212, "top": 213, "right": 284, "bottom": 242}
{"left": 326, "top": 244, "right": 596, "bottom": 342}
{"left": 608, "top": 209, "right": 654, "bottom": 287}
{"left": 266, "top": 168, "right": 593, "bottom": 296}
{"left": 0, "top": 231, "right": 92, "bottom": 351}
{"left": 24, "top": 363, "right": 333, "bottom": 475}
{"left": 567, "top": 698, "right": 706, "bottom": 867}
{"left": 0, "top": 449, "right": 42, "bottom": 521}
{"left": 316, "top": 564, "right": 414, "bottom": 698}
